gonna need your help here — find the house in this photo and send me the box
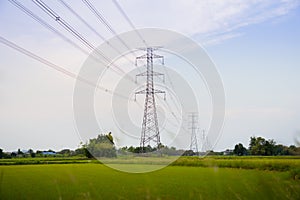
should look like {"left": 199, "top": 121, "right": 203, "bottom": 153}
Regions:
{"left": 223, "top": 149, "right": 233, "bottom": 155}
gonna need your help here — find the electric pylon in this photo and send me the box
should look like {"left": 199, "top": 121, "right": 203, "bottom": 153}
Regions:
{"left": 201, "top": 129, "right": 211, "bottom": 152}
{"left": 189, "top": 113, "right": 199, "bottom": 154}
{"left": 135, "top": 47, "right": 165, "bottom": 151}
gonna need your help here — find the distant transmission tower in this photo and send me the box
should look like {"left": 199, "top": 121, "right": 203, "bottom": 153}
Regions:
{"left": 201, "top": 129, "right": 211, "bottom": 152}
{"left": 189, "top": 113, "right": 199, "bottom": 154}
{"left": 135, "top": 47, "right": 165, "bottom": 151}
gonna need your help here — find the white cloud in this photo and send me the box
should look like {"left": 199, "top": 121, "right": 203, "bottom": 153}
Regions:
{"left": 200, "top": 32, "right": 244, "bottom": 46}
{"left": 118, "top": 0, "right": 300, "bottom": 45}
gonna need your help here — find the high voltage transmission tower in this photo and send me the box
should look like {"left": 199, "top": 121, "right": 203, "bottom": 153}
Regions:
{"left": 189, "top": 113, "right": 199, "bottom": 154}
{"left": 201, "top": 129, "right": 211, "bottom": 152}
{"left": 135, "top": 47, "right": 165, "bottom": 151}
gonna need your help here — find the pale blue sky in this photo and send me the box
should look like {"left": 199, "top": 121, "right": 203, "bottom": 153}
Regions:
{"left": 0, "top": 0, "right": 300, "bottom": 151}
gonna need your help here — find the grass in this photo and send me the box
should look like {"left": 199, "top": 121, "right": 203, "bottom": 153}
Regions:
{"left": 1, "top": 156, "right": 300, "bottom": 173}
{"left": 0, "top": 163, "right": 299, "bottom": 199}
{"left": 0, "top": 157, "right": 95, "bottom": 165}
{"left": 173, "top": 156, "right": 300, "bottom": 172}
{"left": 0, "top": 156, "right": 299, "bottom": 199}
{"left": 1, "top": 156, "right": 299, "bottom": 170}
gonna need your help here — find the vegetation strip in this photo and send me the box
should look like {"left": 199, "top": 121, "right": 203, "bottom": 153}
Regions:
{"left": 1, "top": 156, "right": 299, "bottom": 179}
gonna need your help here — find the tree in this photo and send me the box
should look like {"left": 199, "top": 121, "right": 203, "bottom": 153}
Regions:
{"left": 81, "top": 146, "right": 93, "bottom": 158}
{"left": 127, "top": 146, "right": 135, "bottom": 153}
{"left": 233, "top": 143, "right": 247, "bottom": 156}
{"left": 0, "top": 148, "right": 3, "bottom": 159}
{"left": 182, "top": 150, "right": 195, "bottom": 156}
{"left": 59, "top": 149, "right": 71, "bottom": 156}
{"left": 158, "top": 146, "right": 182, "bottom": 156}
{"left": 249, "top": 136, "right": 277, "bottom": 156}
{"left": 74, "top": 147, "right": 86, "bottom": 156}
{"left": 17, "top": 148, "right": 23, "bottom": 155}
{"left": 274, "top": 144, "right": 286, "bottom": 155}
{"left": 11, "top": 152, "right": 17, "bottom": 157}
{"left": 86, "top": 134, "right": 116, "bottom": 158}
{"left": 47, "top": 149, "right": 55, "bottom": 153}
{"left": 17, "top": 148, "right": 25, "bottom": 157}
{"left": 264, "top": 139, "right": 276, "bottom": 156}
{"left": 28, "top": 149, "right": 35, "bottom": 158}
{"left": 249, "top": 137, "right": 265, "bottom": 155}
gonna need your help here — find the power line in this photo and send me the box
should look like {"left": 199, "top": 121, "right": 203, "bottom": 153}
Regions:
{"left": 156, "top": 94, "right": 192, "bottom": 138}
{"left": 9, "top": 0, "right": 149, "bottom": 104}
{"left": 31, "top": 0, "right": 135, "bottom": 82}
{"left": 81, "top": 1, "right": 185, "bottom": 141}
{"left": 57, "top": 0, "right": 106, "bottom": 41}
{"left": 0, "top": 35, "right": 129, "bottom": 100}
{"left": 111, "top": 0, "right": 193, "bottom": 147}
{"left": 5, "top": 2, "right": 183, "bottom": 144}
{"left": 111, "top": 0, "right": 147, "bottom": 47}
{"left": 32, "top": 0, "right": 98, "bottom": 53}
{"left": 8, "top": 0, "right": 90, "bottom": 56}
{"left": 155, "top": 97, "right": 182, "bottom": 129}
{"left": 57, "top": 0, "right": 140, "bottom": 72}
{"left": 7, "top": 0, "right": 155, "bottom": 106}
{"left": 82, "top": 0, "right": 133, "bottom": 52}
{"left": 111, "top": 0, "right": 183, "bottom": 125}
{"left": 10, "top": 0, "right": 133, "bottom": 84}
{"left": 9, "top": 0, "right": 137, "bottom": 85}
{"left": 112, "top": 1, "right": 186, "bottom": 141}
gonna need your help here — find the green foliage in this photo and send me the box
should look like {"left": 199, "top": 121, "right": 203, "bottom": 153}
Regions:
{"left": 120, "top": 145, "right": 183, "bottom": 155}
{"left": 172, "top": 156, "right": 300, "bottom": 172}
{"left": 233, "top": 143, "right": 248, "bottom": 156}
{"left": 74, "top": 147, "right": 86, "bottom": 157}
{"left": 249, "top": 137, "right": 268, "bottom": 155}
{"left": 249, "top": 136, "right": 300, "bottom": 156}
{"left": 124, "top": 145, "right": 157, "bottom": 153}
{"left": 207, "top": 150, "right": 223, "bottom": 156}
{"left": 159, "top": 146, "right": 183, "bottom": 156}
{"left": 182, "top": 150, "right": 195, "bottom": 156}
{"left": 0, "top": 157, "right": 97, "bottom": 165}
{"left": 86, "top": 134, "right": 116, "bottom": 158}
{"left": 28, "top": 149, "right": 35, "bottom": 158}
{"left": 58, "top": 149, "right": 71, "bottom": 156}
{"left": 0, "top": 148, "right": 3, "bottom": 159}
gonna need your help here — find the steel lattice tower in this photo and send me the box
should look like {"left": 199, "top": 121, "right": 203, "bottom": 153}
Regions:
{"left": 201, "top": 129, "right": 211, "bottom": 152}
{"left": 189, "top": 113, "right": 199, "bottom": 154}
{"left": 135, "top": 47, "right": 165, "bottom": 151}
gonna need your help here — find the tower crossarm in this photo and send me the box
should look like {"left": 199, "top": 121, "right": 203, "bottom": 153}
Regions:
{"left": 135, "top": 71, "right": 165, "bottom": 83}
{"left": 135, "top": 89, "right": 166, "bottom": 100}
{"left": 135, "top": 51, "right": 164, "bottom": 66}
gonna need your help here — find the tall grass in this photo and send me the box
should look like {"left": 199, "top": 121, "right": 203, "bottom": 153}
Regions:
{"left": 1, "top": 156, "right": 299, "bottom": 175}
{"left": 0, "top": 157, "right": 96, "bottom": 165}
{"left": 172, "top": 156, "right": 300, "bottom": 171}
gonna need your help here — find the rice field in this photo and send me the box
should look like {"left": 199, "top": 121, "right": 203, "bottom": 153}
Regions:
{"left": 0, "top": 156, "right": 299, "bottom": 199}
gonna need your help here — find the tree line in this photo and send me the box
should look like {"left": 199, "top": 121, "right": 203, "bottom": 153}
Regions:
{"left": 233, "top": 136, "right": 300, "bottom": 156}
{"left": 1, "top": 135, "right": 299, "bottom": 159}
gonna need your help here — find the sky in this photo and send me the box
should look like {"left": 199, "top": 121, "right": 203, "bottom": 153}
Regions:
{"left": 0, "top": 0, "right": 300, "bottom": 152}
